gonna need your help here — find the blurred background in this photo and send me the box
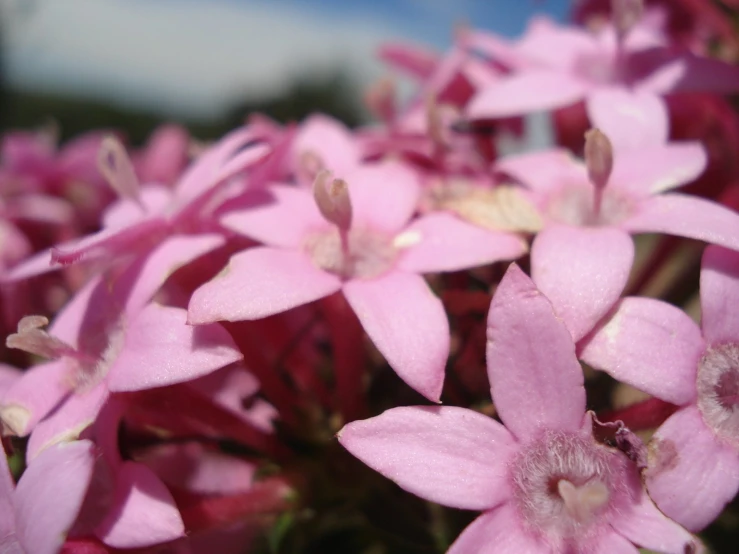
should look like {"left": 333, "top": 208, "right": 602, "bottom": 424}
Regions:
{"left": 0, "top": 0, "right": 567, "bottom": 142}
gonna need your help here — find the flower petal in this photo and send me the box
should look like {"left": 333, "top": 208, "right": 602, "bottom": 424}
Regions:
{"left": 447, "top": 503, "right": 549, "bottom": 554}
{"left": 700, "top": 245, "right": 739, "bottom": 345}
{"left": 623, "top": 193, "right": 739, "bottom": 251}
{"left": 221, "top": 185, "right": 326, "bottom": 248}
{"left": 487, "top": 264, "right": 585, "bottom": 440}
{"left": 591, "top": 531, "right": 639, "bottom": 554}
{"left": 188, "top": 247, "right": 342, "bottom": 324}
{"left": 108, "top": 305, "right": 242, "bottom": 392}
{"left": 495, "top": 149, "right": 584, "bottom": 195}
{"left": 291, "top": 114, "right": 360, "bottom": 181}
{"left": 346, "top": 162, "right": 421, "bottom": 234}
{"left": 612, "top": 483, "right": 698, "bottom": 553}
{"left": 586, "top": 88, "right": 668, "bottom": 151}
{"left": 94, "top": 462, "right": 185, "bottom": 548}
{"left": 343, "top": 271, "right": 448, "bottom": 401}
{"left": 467, "top": 71, "right": 588, "bottom": 119}
{"left": 0, "top": 441, "right": 21, "bottom": 554}
{"left": 645, "top": 405, "right": 739, "bottom": 532}
{"left": 531, "top": 225, "right": 634, "bottom": 342}
{"left": 339, "top": 406, "right": 516, "bottom": 510}
{"left": 14, "top": 440, "right": 96, "bottom": 554}
{"left": 579, "top": 297, "right": 704, "bottom": 405}
{"left": 397, "top": 213, "right": 527, "bottom": 273}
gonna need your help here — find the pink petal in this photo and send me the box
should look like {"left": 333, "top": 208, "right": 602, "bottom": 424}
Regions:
{"left": 609, "top": 143, "right": 707, "bottom": 195}
{"left": 101, "top": 185, "right": 173, "bottom": 228}
{"left": 345, "top": 162, "right": 421, "bottom": 234}
{"left": 120, "top": 233, "right": 226, "bottom": 314}
{"left": 486, "top": 264, "right": 586, "bottom": 441}
{"left": 0, "top": 441, "right": 21, "bottom": 554}
{"left": 467, "top": 71, "right": 588, "bottom": 119}
{"left": 0, "top": 364, "right": 21, "bottom": 397}
{"left": 700, "top": 245, "right": 739, "bottom": 345}
{"left": 14, "top": 440, "right": 96, "bottom": 554}
{"left": 447, "top": 504, "right": 549, "bottom": 554}
{"left": 338, "top": 406, "right": 516, "bottom": 510}
{"left": 531, "top": 225, "right": 634, "bottom": 342}
{"left": 291, "top": 114, "right": 360, "bottom": 180}
{"left": 343, "top": 272, "right": 449, "bottom": 401}
{"left": 592, "top": 531, "right": 639, "bottom": 554}
{"left": 580, "top": 297, "right": 703, "bottom": 405}
{"left": 397, "top": 213, "right": 527, "bottom": 273}
{"left": 1, "top": 360, "right": 71, "bottom": 436}
{"left": 26, "top": 385, "right": 109, "bottom": 461}
{"left": 221, "top": 185, "right": 326, "bottom": 248}
{"left": 586, "top": 88, "right": 668, "bottom": 150}
{"left": 645, "top": 406, "right": 739, "bottom": 532}
{"left": 94, "top": 462, "right": 185, "bottom": 548}
{"left": 612, "top": 483, "right": 699, "bottom": 553}
{"left": 495, "top": 149, "right": 584, "bottom": 194}
{"left": 107, "top": 304, "right": 242, "bottom": 392}
{"left": 378, "top": 41, "right": 439, "bottom": 79}
{"left": 188, "top": 247, "right": 341, "bottom": 324}
{"left": 623, "top": 193, "right": 739, "bottom": 251}
{"left": 0, "top": 248, "right": 56, "bottom": 282}
{"left": 642, "top": 52, "right": 739, "bottom": 95}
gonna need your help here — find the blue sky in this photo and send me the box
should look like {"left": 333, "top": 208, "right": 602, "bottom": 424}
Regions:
{"left": 2, "top": 0, "right": 572, "bottom": 119}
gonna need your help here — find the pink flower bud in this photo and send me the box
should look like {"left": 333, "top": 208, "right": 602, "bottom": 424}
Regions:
{"left": 313, "top": 169, "right": 353, "bottom": 231}
{"left": 584, "top": 128, "right": 613, "bottom": 191}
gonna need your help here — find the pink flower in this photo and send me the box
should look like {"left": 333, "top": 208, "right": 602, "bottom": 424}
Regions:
{"left": 338, "top": 264, "right": 696, "bottom": 553}
{"left": 579, "top": 244, "right": 739, "bottom": 531}
{"left": 466, "top": 9, "right": 739, "bottom": 119}
{"left": 189, "top": 161, "right": 526, "bottom": 401}
{"left": 495, "top": 96, "right": 739, "bottom": 341}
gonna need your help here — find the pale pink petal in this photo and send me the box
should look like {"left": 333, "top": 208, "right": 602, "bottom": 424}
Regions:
{"left": 463, "top": 30, "right": 527, "bottom": 69}
{"left": 220, "top": 185, "right": 326, "bottom": 248}
{"left": 188, "top": 247, "right": 341, "bottom": 323}
{"left": 645, "top": 406, "right": 739, "bottom": 531}
{"left": 14, "top": 440, "right": 96, "bottom": 554}
{"left": 486, "top": 264, "right": 585, "bottom": 440}
{"left": 467, "top": 71, "right": 588, "bottom": 119}
{"left": 531, "top": 225, "right": 634, "bottom": 342}
{"left": 586, "top": 88, "right": 668, "bottom": 150}
{"left": 346, "top": 162, "right": 421, "bottom": 234}
{"left": 1, "top": 360, "right": 71, "bottom": 436}
{"left": 94, "top": 462, "right": 185, "bottom": 548}
{"left": 0, "top": 248, "right": 57, "bottom": 282}
{"left": 495, "top": 149, "right": 584, "bottom": 194}
{"left": 338, "top": 406, "right": 516, "bottom": 510}
{"left": 612, "top": 483, "right": 699, "bottom": 552}
{"left": 102, "top": 185, "right": 173, "bottom": 228}
{"left": 622, "top": 193, "right": 739, "bottom": 251}
{"left": 516, "top": 17, "right": 596, "bottom": 69}
{"left": 26, "top": 385, "right": 109, "bottom": 461}
{"left": 291, "top": 114, "right": 361, "bottom": 180}
{"left": 108, "top": 305, "right": 242, "bottom": 392}
{"left": 700, "top": 245, "right": 739, "bottom": 345}
{"left": 580, "top": 297, "right": 703, "bottom": 405}
{"left": 0, "top": 441, "right": 21, "bottom": 554}
{"left": 609, "top": 142, "right": 707, "bottom": 195}
{"left": 9, "top": 193, "right": 74, "bottom": 226}
{"left": 378, "top": 42, "right": 439, "bottom": 79}
{"left": 121, "top": 233, "right": 226, "bottom": 314}
{"left": 0, "top": 364, "right": 22, "bottom": 397}
{"left": 397, "top": 213, "right": 527, "bottom": 273}
{"left": 447, "top": 504, "right": 549, "bottom": 554}
{"left": 591, "top": 531, "right": 639, "bottom": 554}
{"left": 343, "top": 271, "right": 448, "bottom": 401}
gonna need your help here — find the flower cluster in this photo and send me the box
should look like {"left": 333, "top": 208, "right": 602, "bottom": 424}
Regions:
{"left": 2, "top": 1, "right": 739, "bottom": 552}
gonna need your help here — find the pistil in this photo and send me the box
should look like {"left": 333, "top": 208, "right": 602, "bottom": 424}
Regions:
{"left": 313, "top": 169, "right": 353, "bottom": 258}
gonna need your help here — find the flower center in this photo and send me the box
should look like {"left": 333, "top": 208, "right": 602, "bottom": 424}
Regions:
{"left": 547, "top": 184, "right": 634, "bottom": 227}
{"left": 697, "top": 343, "right": 739, "bottom": 448}
{"left": 304, "top": 226, "right": 398, "bottom": 280}
{"left": 509, "top": 431, "right": 633, "bottom": 547}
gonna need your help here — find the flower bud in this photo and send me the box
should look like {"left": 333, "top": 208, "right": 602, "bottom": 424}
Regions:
{"left": 584, "top": 128, "right": 613, "bottom": 191}
{"left": 313, "top": 169, "right": 353, "bottom": 231}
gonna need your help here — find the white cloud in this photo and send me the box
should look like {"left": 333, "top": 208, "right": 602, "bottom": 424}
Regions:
{"left": 1, "top": 0, "right": 411, "bottom": 119}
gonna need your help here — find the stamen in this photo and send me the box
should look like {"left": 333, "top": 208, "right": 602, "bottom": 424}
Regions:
{"left": 611, "top": 0, "right": 643, "bottom": 41}
{"left": 98, "top": 136, "right": 144, "bottom": 209}
{"left": 6, "top": 315, "right": 80, "bottom": 360}
{"left": 364, "top": 76, "right": 396, "bottom": 123}
{"left": 557, "top": 479, "right": 610, "bottom": 523}
{"left": 313, "top": 170, "right": 353, "bottom": 258}
{"left": 584, "top": 128, "right": 613, "bottom": 217}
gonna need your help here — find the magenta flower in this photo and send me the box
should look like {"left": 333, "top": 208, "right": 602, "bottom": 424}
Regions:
{"left": 465, "top": 9, "right": 739, "bottom": 119}
{"left": 0, "top": 237, "right": 242, "bottom": 458}
{"left": 495, "top": 100, "right": 739, "bottom": 341}
{"left": 189, "top": 161, "right": 526, "bottom": 400}
{"left": 339, "top": 264, "right": 696, "bottom": 553}
{"left": 580, "top": 244, "right": 739, "bottom": 531}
